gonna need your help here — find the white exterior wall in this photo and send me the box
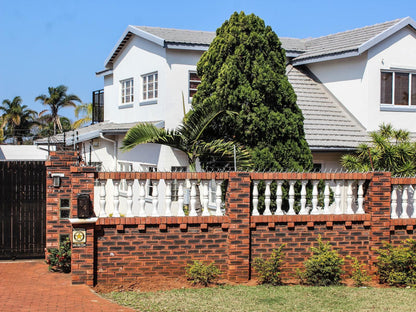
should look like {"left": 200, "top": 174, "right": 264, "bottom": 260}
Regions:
{"left": 308, "top": 27, "right": 416, "bottom": 132}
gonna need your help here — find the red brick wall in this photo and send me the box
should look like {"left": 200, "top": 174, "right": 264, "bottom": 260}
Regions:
{"left": 45, "top": 152, "right": 416, "bottom": 286}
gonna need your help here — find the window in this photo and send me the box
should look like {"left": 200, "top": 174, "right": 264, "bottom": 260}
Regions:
{"left": 381, "top": 71, "right": 416, "bottom": 106}
{"left": 189, "top": 72, "right": 201, "bottom": 98}
{"left": 171, "top": 166, "right": 187, "bottom": 201}
{"left": 142, "top": 72, "right": 158, "bottom": 100}
{"left": 60, "top": 198, "right": 70, "bottom": 219}
{"left": 118, "top": 162, "right": 133, "bottom": 193}
{"left": 121, "top": 78, "right": 134, "bottom": 104}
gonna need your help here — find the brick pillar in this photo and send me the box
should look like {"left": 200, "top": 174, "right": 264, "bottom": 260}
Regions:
{"left": 226, "top": 172, "right": 251, "bottom": 282}
{"left": 367, "top": 172, "right": 391, "bottom": 270}
{"left": 45, "top": 151, "right": 78, "bottom": 251}
{"left": 69, "top": 165, "right": 97, "bottom": 285}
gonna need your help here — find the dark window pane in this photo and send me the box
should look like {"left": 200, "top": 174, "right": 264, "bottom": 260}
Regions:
{"left": 412, "top": 74, "right": 416, "bottom": 105}
{"left": 395, "top": 73, "right": 409, "bottom": 105}
{"left": 60, "top": 209, "right": 70, "bottom": 219}
{"left": 381, "top": 72, "right": 392, "bottom": 104}
{"left": 60, "top": 198, "right": 70, "bottom": 208}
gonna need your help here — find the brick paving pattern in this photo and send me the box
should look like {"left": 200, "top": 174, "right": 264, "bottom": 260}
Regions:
{"left": 0, "top": 260, "right": 133, "bottom": 312}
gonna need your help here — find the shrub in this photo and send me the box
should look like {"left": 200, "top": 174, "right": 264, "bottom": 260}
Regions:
{"left": 299, "top": 236, "right": 344, "bottom": 286}
{"left": 253, "top": 245, "right": 285, "bottom": 285}
{"left": 185, "top": 260, "right": 221, "bottom": 286}
{"left": 348, "top": 256, "right": 371, "bottom": 287}
{"left": 376, "top": 239, "right": 416, "bottom": 287}
{"left": 46, "top": 238, "right": 72, "bottom": 273}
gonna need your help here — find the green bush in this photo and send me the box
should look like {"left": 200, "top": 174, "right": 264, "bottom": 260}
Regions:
{"left": 46, "top": 238, "right": 72, "bottom": 273}
{"left": 253, "top": 245, "right": 285, "bottom": 285}
{"left": 348, "top": 256, "right": 371, "bottom": 287}
{"left": 185, "top": 260, "right": 222, "bottom": 286}
{"left": 376, "top": 239, "right": 416, "bottom": 286}
{"left": 299, "top": 236, "right": 344, "bottom": 286}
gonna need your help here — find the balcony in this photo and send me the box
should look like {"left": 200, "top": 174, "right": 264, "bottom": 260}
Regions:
{"left": 92, "top": 89, "right": 104, "bottom": 124}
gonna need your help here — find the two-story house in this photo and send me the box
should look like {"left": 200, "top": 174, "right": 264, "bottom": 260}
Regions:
{"left": 35, "top": 17, "right": 416, "bottom": 216}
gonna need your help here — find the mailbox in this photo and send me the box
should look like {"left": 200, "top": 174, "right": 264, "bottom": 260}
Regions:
{"left": 77, "top": 194, "right": 92, "bottom": 219}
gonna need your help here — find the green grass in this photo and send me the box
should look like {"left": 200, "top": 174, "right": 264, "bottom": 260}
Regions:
{"left": 103, "top": 285, "right": 416, "bottom": 312}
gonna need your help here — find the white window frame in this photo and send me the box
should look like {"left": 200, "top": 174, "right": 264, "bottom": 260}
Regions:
{"left": 141, "top": 72, "right": 158, "bottom": 104}
{"left": 120, "top": 78, "right": 134, "bottom": 106}
{"left": 189, "top": 71, "right": 201, "bottom": 100}
{"left": 380, "top": 70, "right": 416, "bottom": 111}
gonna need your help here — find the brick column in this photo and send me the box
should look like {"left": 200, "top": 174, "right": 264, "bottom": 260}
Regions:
{"left": 226, "top": 172, "right": 251, "bottom": 282}
{"left": 45, "top": 151, "right": 78, "bottom": 251}
{"left": 367, "top": 172, "right": 392, "bottom": 270}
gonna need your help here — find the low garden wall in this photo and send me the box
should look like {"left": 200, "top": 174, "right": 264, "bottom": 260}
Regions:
{"left": 45, "top": 151, "right": 416, "bottom": 286}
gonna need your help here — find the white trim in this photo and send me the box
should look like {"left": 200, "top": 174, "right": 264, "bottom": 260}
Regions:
{"left": 139, "top": 100, "right": 158, "bottom": 106}
{"left": 380, "top": 105, "right": 416, "bottom": 112}
{"left": 293, "top": 50, "right": 359, "bottom": 65}
{"left": 95, "top": 69, "right": 113, "bottom": 77}
{"left": 166, "top": 43, "right": 209, "bottom": 51}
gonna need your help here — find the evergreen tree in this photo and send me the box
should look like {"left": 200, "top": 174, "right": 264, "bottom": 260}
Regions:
{"left": 192, "top": 12, "right": 312, "bottom": 171}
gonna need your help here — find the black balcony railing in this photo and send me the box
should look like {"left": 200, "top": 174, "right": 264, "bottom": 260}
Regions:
{"left": 92, "top": 89, "right": 104, "bottom": 124}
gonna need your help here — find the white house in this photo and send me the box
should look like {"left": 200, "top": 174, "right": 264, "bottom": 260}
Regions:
{"left": 35, "top": 17, "right": 416, "bottom": 216}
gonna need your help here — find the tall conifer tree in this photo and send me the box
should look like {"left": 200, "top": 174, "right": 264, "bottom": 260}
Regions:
{"left": 192, "top": 12, "right": 312, "bottom": 171}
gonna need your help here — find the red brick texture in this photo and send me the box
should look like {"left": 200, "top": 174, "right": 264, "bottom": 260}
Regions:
{"left": 45, "top": 153, "right": 416, "bottom": 286}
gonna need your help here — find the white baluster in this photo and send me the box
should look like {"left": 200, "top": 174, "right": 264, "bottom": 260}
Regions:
{"left": 323, "top": 181, "right": 330, "bottom": 214}
{"left": 165, "top": 180, "right": 172, "bottom": 216}
{"left": 177, "top": 181, "right": 185, "bottom": 216}
{"left": 346, "top": 180, "right": 354, "bottom": 214}
{"left": 275, "top": 180, "right": 284, "bottom": 215}
{"left": 151, "top": 180, "right": 159, "bottom": 217}
{"left": 99, "top": 180, "right": 107, "bottom": 217}
{"left": 400, "top": 185, "right": 409, "bottom": 219}
{"left": 334, "top": 180, "right": 342, "bottom": 214}
{"left": 252, "top": 181, "right": 259, "bottom": 216}
{"left": 138, "top": 180, "right": 146, "bottom": 217}
{"left": 391, "top": 185, "right": 398, "bottom": 219}
{"left": 126, "top": 180, "right": 134, "bottom": 217}
{"left": 412, "top": 185, "right": 416, "bottom": 218}
{"left": 112, "top": 180, "right": 120, "bottom": 217}
{"left": 310, "top": 180, "right": 319, "bottom": 215}
{"left": 202, "top": 180, "right": 210, "bottom": 216}
{"left": 356, "top": 180, "right": 365, "bottom": 214}
{"left": 287, "top": 180, "right": 296, "bottom": 215}
{"left": 264, "top": 180, "right": 272, "bottom": 216}
{"left": 299, "top": 180, "right": 308, "bottom": 215}
{"left": 215, "top": 180, "right": 223, "bottom": 216}
{"left": 189, "top": 180, "right": 197, "bottom": 216}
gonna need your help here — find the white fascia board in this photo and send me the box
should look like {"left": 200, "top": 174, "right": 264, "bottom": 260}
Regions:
{"left": 358, "top": 17, "right": 416, "bottom": 54}
{"left": 166, "top": 43, "right": 209, "bottom": 51}
{"left": 292, "top": 50, "right": 359, "bottom": 65}
{"left": 96, "top": 69, "right": 113, "bottom": 77}
{"left": 104, "top": 25, "right": 165, "bottom": 68}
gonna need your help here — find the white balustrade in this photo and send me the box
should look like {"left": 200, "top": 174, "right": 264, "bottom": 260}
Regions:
{"left": 202, "top": 180, "right": 210, "bottom": 216}
{"left": 99, "top": 180, "right": 107, "bottom": 217}
{"left": 151, "top": 180, "right": 159, "bottom": 217}
{"left": 165, "top": 180, "right": 172, "bottom": 217}
{"left": 138, "top": 180, "right": 146, "bottom": 217}
{"left": 189, "top": 180, "right": 198, "bottom": 216}
{"left": 391, "top": 184, "right": 416, "bottom": 219}
{"left": 215, "top": 180, "right": 223, "bottom": 216}
{"left": 177, "top": 181, "right": 185, "bottom": 216}
{"left": 250, "top": 178, "right": 369, "bottom": 216}
{"left": 126, "top": 180, "right": 134, "bottom": 217}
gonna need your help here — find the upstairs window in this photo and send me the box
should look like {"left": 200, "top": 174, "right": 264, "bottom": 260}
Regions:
{"left": 121, "top": 78, "right": 134, "bottom": 104}
{"left": 189, "top": 72, "right": 201, "bottom": 98}
{"left": 381, "top": 71, "right": 416, "bottom": 106}
{"left": 142, "top": 72, "right": 158, "bottom": 100}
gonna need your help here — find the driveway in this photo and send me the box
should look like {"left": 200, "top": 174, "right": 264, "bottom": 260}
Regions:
{"left": 0, "top": 260, "right": 133, "bottom": 312}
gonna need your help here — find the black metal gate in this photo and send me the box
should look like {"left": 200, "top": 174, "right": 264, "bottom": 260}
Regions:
{"left": 0, "top": 161, "right": 46, "bottom": 259}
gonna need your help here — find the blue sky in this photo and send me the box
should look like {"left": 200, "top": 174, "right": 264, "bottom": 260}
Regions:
{"left": 1, "top": 0, "right": 416, "bottom": 120}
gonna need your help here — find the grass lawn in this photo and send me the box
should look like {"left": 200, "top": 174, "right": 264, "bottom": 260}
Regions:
{"left": 103, "top": 285, "right": 416, "bottom": 312}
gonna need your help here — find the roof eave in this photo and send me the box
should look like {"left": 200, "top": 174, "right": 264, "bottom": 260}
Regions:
{"left": 292, "top": 50, "right": 359, "bottom": 65}
{"left": 165, "top": 43, "right": 210, "bottom": 51}
{"left": 104, "top": 25, "right": 165, "bottom": 68}
{"left": 358, "top": 17, "right": 416, "bottom": 54}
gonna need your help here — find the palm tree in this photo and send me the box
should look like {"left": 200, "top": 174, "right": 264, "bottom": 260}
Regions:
{"left": 72, "top": 102, "right": 92, "bottom": 129}
{"left": 35, "top": 85, "right": 81, "bottom": 135}
{"left": 122, "top": 107, "right": 253, "bottom": 171}
{"left": 1, "top": 96, "right": 38, "bottom": 144}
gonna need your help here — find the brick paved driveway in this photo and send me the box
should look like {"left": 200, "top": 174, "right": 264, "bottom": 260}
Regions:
{"left": 0, "top": 260, "right": 133, "bottom": 312}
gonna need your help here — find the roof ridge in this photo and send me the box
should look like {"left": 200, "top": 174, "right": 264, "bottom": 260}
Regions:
{"left": 134, "top": 26, "right": 215, "bottom": 34}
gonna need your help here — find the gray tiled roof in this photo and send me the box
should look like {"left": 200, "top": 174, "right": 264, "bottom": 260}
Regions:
{"left": 134, "top": 26, "right": 216, "bottom": 45}
{"left": 35, "top": 121, "right": 164, "bottom": 145}
{"left": 294, "top": 18, "right": 404, "bottom": 62}
{"left": 287, "top": 65, "right": 369, "bottom": 149}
